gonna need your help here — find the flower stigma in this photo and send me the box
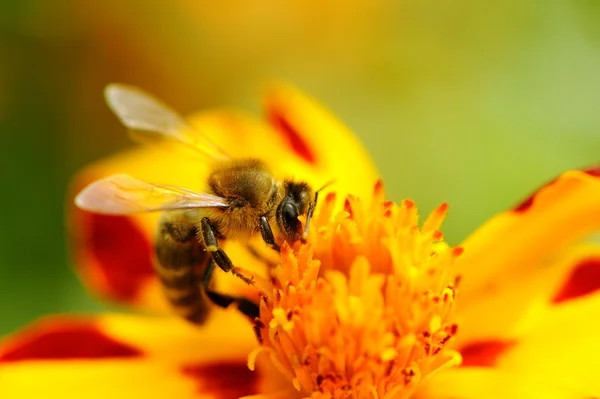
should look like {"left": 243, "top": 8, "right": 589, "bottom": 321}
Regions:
{"left": 248, "top": 182, "right": 463, "bottom": 399}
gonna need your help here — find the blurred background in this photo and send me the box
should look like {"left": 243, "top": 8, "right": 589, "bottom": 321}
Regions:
{"left": 1, "top": 0, "right": 599, "bottom": 335}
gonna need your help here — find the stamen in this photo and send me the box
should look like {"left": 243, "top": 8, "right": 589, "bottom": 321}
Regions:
{"left": 253, "top": 182, "right": 462, "bottom": 397}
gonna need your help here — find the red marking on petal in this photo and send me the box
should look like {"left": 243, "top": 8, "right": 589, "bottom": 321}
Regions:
{"left": 181, "top": 361, "right": 258, "bottom": 399}
{"left": 513, "top": 177, "right": 558, "bottom": 213}
{"left": 584, "top": 167, "right": 600, "bottom": 177}
{"left": 552, "top": 258, "right": 600, "bottom": 304}
{"left": 267, "top": 109, "right": 316, "bottom": 164}
{"left": 459, "top": 339, "right": 516, "bottom": 367}
{"left": 84, "top": 213, "right": 155, "bottom": 302}
{"left": 516, "top": 167, "right": 600, "bottom": 212}
{"left": 0, "top": 322, "right": 142, "bottom": 362}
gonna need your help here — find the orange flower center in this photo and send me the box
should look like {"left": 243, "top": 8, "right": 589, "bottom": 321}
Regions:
{"left": 249, "top": 182, "right": 463, "bottom": 398}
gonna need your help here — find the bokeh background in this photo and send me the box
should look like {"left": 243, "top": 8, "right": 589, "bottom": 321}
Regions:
{"left": 1, "top": 1, "right": 599, "bottom": 335}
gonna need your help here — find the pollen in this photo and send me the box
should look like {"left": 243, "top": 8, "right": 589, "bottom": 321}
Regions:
{"left": 249, "top": 182, "right": 462, "bottom": 398}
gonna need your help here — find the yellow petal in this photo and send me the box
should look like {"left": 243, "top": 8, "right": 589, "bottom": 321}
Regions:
{"left": 263, "top": 83, "right": 379, "bottom": 199}
{"left": 0, "top": 360, "right": 252, "bottom": 399}
{"left": 416, "top": 367, "right": 574, "bottom": 399}
{"left": 497, "top": 293, "right": 600, "bottom": 397}
{"left": 0, "top": 310, "right": 267, "bottom": 399}
{"left": 455, "top": 168, "right": 600, "bottom": 304}
{"left": 455, "top": 244, "right": 600, "bottom": 345}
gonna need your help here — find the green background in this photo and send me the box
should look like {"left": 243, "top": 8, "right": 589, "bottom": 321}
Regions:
{"left": 1, "top": 1, "right": 599, "bottom": 335}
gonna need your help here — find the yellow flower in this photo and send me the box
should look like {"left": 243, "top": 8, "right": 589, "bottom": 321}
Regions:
{"left": 249, "top": 188, "right": 462, "bottom": 398}
{"left": 1, "top": 84, "right": 600, "bottom": 399}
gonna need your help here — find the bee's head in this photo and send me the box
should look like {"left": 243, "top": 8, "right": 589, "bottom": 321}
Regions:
{"left": 276, "top": 181, "right": 312, "bottom": 242}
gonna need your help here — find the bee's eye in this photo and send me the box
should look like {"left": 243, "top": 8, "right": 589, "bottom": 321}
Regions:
{"left": 282, "top": 202, "right": 298, "bottom": 224}
{"left": 276, "top": 200, "right": 302, "bottom": 242}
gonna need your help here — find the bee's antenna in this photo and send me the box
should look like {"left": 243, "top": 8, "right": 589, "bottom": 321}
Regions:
{"left": 302, "top": 180, "right": 335, "bottom": 242}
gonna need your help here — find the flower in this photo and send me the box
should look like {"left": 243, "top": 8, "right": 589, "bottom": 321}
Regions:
{"left": 2, "top": 84, "right": 600, "bottom": 398}
{"left": 249, "top": 187, "right": 462, "bottom": 398}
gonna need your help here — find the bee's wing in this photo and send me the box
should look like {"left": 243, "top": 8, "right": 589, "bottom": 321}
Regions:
{"left": 105, "top": 83, "right": 229, "bottom": 161}
{"left": 75, "top": 174, "right": 229, "bottom": 214}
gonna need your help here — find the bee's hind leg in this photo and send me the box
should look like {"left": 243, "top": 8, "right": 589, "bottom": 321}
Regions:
{"left": 200, "top": 258, "right": 259, "bottom": 319}
{"left": 201, "top": 217, "right": 254, "bottom": 285}
{"left": 204, "top": 288, "right": 260, "bottom": 319}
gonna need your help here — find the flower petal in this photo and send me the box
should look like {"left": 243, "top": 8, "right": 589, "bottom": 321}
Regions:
{"left": 0, "top": 358, "right": 258, "bottom": 399}
{"left": 417, "top": 368, "right": 573, "bottom": 399}
{"left": 0, "top": 318, "right": 142, "bottom": 362}
{"left": 263, "top": 83, "right": 379, "bottom": 198}
{"left": 0, "top": 310, "right": 262, "bottom": 398}
{"left": 458, "top": 339, "right": 517, "bottom": 368}
{"left": 551, "top": 254, "right": 600, "bottom": 304}
{"left": 444, "top": 255, "right": 600, "bottom": 398}
{"left": 186, "top": 84, "right": 379, "bottom": 198}
{"left": 496, "top": 293, "right": 600, "bottom": 397}
{"left": 478, "top": 294, "right": 600, "bottom": 398}
{"left": 455, "top": 168, "right": 600, "bottom": 305}
{"left": 454, "top": 244, "right": 600, "bottom": 345}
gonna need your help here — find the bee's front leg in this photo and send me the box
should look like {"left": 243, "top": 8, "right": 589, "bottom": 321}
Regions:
{"left": 259, "top": 215, "right": 281, "bottom": 252}
{"left": 200, "top": 217, "right": 254, "bottom": 285}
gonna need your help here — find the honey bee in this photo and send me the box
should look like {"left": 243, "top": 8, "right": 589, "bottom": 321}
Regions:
{"left": 75, "top": 84, "right": 320, "bottom": 324}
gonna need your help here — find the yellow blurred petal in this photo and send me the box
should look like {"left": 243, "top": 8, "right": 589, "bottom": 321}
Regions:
{"left": 1, "top": 310, "right": 256, "bottom": 365}
{"left": 186, "top": 83, "right": 380, "bottom": 200}
{"left": 497, "top": 293, "right": 600, "bottom": 397}
{"left": 455, "top": 244, "right": 600, "bottom": 345}
{"left": 263, "top": 83, "right": 379, "bottom": 199}
{"left": 97, "top": 310, "right": 256, "bottom": 363}
{"left": 0, "top": 310, "right": 265, "bottom": 399}
{"left": 185, "top": 109, "right": 316, "bottom": 183}
{"left": 456, "top": 169, "right": 600, "bottom": 303}
{"left": 1, "top": 361, "right": 226, "bottom": 399}
{"left": 416, "top": 368, "right": 574, "bottom": 399}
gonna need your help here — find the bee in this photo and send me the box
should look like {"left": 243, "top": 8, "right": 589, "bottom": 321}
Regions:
{"left": 75, "top": 84, "right": 320, "bottom": 324}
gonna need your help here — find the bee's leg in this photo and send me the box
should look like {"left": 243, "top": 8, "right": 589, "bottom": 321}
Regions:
{"left": 200, "top": 257, "right": 216, "bottom": 287}
{"left": 259, "top": 215, "right": 281, "bottom": 252}
{"left": 198, "top": 257, "right": 259, "bottom": 319}
{"left": 302, "top": 190, "right": 321, "bottom": 243}
{"left": 201, "top": 217, "right": 254, "bottom": 285}
{"left": 204, "top": 288, "right": 260, "bottom": 319}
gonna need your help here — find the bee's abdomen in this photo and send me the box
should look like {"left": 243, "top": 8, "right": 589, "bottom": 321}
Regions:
{"left": 155, "top": 220, "right": 211, "bottom": 325}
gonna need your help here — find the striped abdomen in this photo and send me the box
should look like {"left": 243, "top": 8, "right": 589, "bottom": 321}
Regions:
{"left": 154, "top": 216, "right": 211, "bottom": 324}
